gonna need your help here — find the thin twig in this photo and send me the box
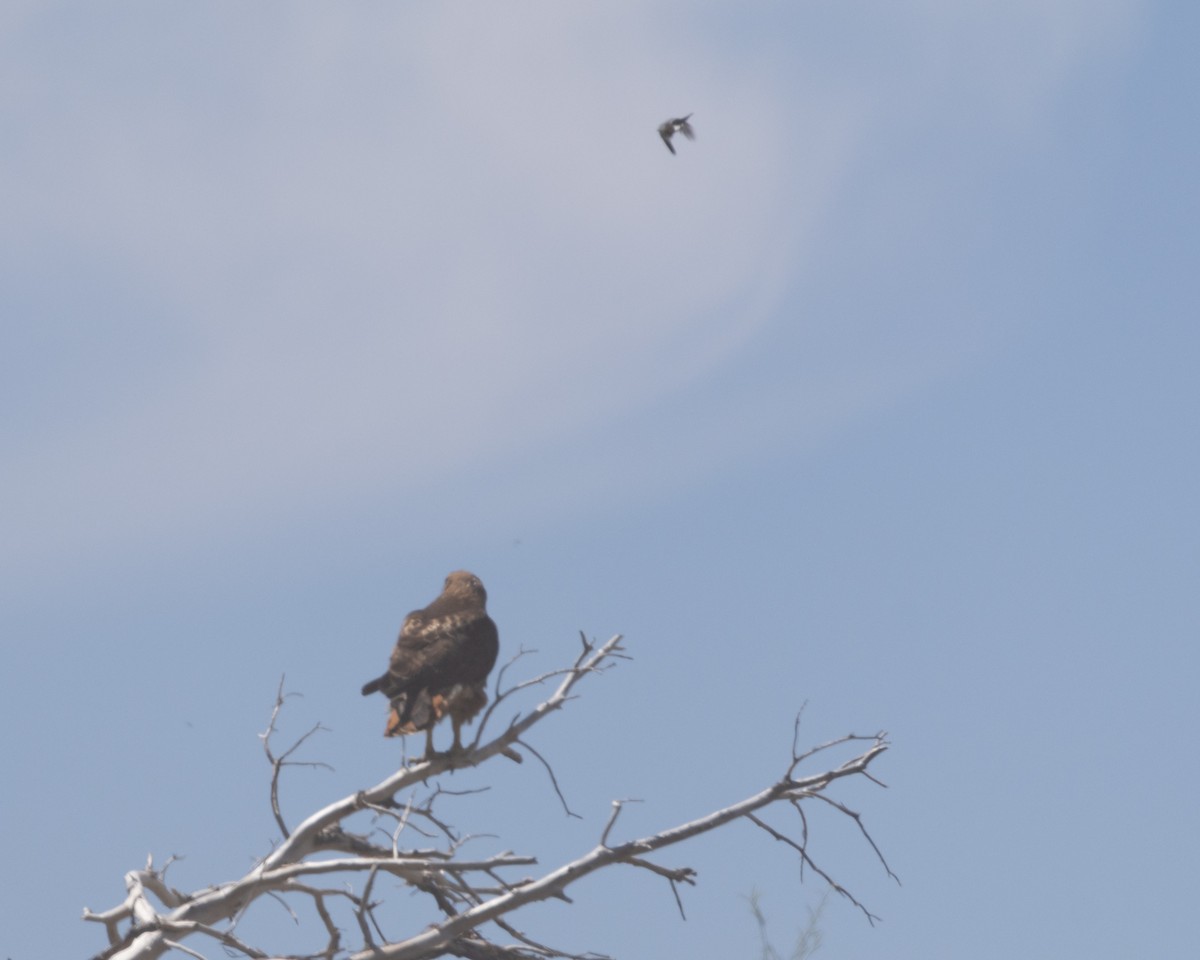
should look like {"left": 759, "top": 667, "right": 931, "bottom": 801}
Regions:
{"left": 515, "top": 739, "right": 580, "bottom": 819}
{"left": 259, "top": 676, "right": 333, "bottom": 839}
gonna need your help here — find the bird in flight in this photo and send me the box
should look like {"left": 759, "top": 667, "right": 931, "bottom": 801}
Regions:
{"left": 658, "top": 114, "right": 696, "bottom": 155}
{"left": 361, "top": 571, "right": 499, "bottom": 759}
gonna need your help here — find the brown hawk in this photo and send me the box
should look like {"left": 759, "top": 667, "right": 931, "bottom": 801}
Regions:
{"left": 361, "top": 570, "right": 499, "bottom": 758}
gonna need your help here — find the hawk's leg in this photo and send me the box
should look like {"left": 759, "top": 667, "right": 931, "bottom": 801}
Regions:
{"left": 448, "top": 717, "right": 467, "bottom": 756}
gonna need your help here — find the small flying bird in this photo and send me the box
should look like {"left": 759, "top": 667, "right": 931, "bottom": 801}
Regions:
{"left": 361, "top": 571, "right": 499, "bottom": 759}
{"left": 658, "top": 113, "right": 695, "bottom": 155}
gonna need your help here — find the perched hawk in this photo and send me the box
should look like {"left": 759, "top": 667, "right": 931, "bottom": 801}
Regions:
{"left": 361, "top": 570, "right": 499, "bottom": 758}
{"left": 658, "top": 113, "right": 695, "bottom": 155}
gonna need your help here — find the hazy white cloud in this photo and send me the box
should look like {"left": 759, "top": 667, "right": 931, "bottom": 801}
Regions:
{"left": 0, "top": 1, "right": 1142, "bottom": 578}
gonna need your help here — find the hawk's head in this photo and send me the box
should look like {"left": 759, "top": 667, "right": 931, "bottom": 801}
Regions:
{"left": 443, "top": 570, "right": 488, "bottom": 606}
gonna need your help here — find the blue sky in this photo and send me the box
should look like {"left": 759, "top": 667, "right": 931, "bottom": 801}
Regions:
{"left": 2, "top": 2, "right": 1197, "bottom": 958}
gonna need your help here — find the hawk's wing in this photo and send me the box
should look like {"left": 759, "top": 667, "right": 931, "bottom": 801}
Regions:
{"left": 370, "top": 606, "right": 496, "bottom": 689}
{"left": 362, "top": 610, "right": 439, "bottom": 696}
{"left": 383, "top": 611, "right": 498, "bottom": 732}
{"left": 386, "top": 611, "right": 471, "bottom": 692}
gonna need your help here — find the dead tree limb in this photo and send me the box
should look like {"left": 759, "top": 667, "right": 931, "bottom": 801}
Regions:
{"left": 83, "top": 634, "right": 893, "bottom": 960}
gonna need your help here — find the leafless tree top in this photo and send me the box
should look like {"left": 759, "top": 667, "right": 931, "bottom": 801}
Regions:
{"left": 84, "top": 634, "right": 894, "bottom": 960}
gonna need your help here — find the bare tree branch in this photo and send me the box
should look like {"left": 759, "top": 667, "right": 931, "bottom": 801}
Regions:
{"left": 259, "top": 677, "right": 334, "bottom": 840}
{"left": 513, "top": 739, "right": 578, "bottom": 818}
{"left": 84, "top": 634, "right": 892, "bottom": 960}
{"left": 351, "top": 736, "right": 890, "bottom": 960}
